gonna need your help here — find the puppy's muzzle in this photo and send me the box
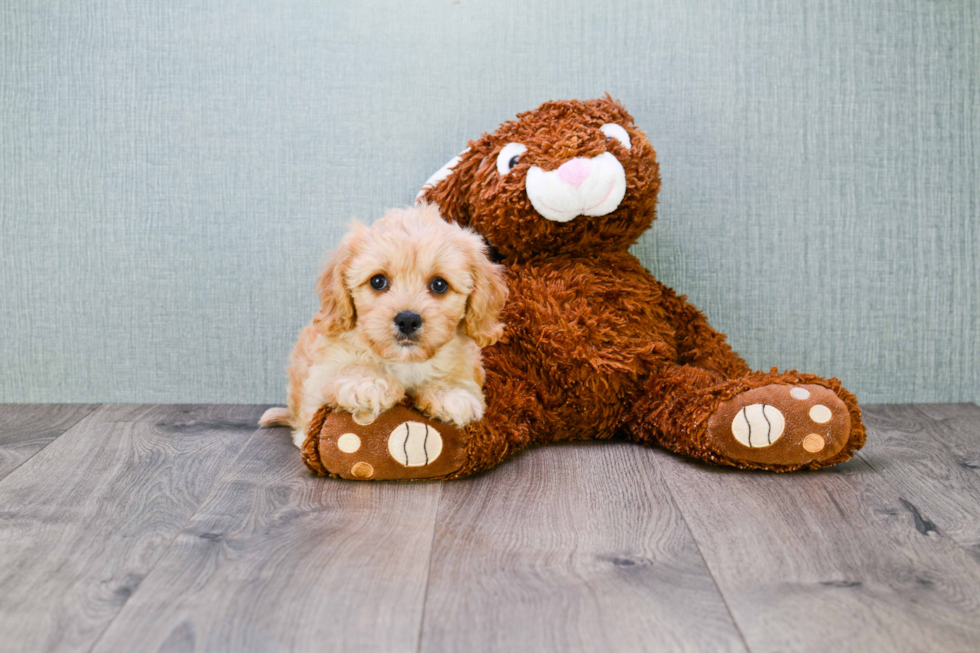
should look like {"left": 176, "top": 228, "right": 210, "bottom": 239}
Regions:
{"left": 394, "top": 311, "right": 423, "bottom": 338}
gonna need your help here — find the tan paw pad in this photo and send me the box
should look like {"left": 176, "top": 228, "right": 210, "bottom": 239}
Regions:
{"left": 802, "top": 433, "right": 825, "bottom": 453}
{"left": 350, "top": 461, "right": 374, "bottom": 478}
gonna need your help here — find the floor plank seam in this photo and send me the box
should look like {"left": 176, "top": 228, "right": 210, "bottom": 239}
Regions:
{"left": 658, "top": 463, "right": 753, "bottom": 653}
{"left": 415, "top": 482, "right": 445, "bottom": 653}
{"left": 81, "top": 418, "right": 269, "bottom": 653}
{"left": 0, "top": 404, "right": 103, "bottom": 487}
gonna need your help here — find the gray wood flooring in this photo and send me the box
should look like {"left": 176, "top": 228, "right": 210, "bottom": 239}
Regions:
{"left": 1, "top": 403, "right": 979, "bottom": 653}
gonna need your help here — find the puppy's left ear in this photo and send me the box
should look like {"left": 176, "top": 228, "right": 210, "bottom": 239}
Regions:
{"left": 461, "top": 234, "right": 509, "bottom": 347}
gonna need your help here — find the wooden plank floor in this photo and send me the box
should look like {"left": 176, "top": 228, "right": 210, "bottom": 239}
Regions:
{"left": 1, "top": 403, "right": 978, "bottom": 653}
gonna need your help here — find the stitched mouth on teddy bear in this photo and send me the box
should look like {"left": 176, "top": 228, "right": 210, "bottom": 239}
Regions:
{"left": 525, "top": 152, "right": 627, "bottom": 222}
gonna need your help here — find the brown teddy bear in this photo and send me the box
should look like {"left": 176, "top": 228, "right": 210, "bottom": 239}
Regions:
{"left": 302, "top": 96, "right": 865, "bottom": 481}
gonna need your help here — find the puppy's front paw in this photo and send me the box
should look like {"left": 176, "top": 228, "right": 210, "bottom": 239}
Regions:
{"left": 329, "top": 376, "right": 403, "bottom": 426}
{"left": 417, "top": 387, "right": 485, "bottom": 428}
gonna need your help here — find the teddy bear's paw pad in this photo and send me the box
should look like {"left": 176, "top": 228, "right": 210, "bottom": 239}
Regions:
{"left": 388, "top": 422, "right": 443, "bottom": 467}
{"left": 730, "top": 404, "right": 785, "bottom": 448}
{"left": 314, "top": 405, "right": 466, "bottom": 480}
{"left": 707, "top": 384, "right": 850, "bottom": 466}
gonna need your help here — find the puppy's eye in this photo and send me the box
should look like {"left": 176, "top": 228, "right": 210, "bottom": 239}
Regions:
{"left": 600, "top": 123, "right": 632, "bottom": 150}
{"left": 429, "top": 277, "right": 449, "bottom": 294}
{"left": 370, "top": 274, "right": 388, "bottom": 291}
{"left": 496, "top": 143, "right": 527, "bottom": 176}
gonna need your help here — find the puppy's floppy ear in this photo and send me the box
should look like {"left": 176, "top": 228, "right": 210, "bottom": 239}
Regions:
{"left": 460, "top": 232, "right": 509, "bottom": 347}
{"left": 312, "top": 222, "right": 365, "bottom": 337}
{"left": 417, "top": 137, "right": 488, "bottom": 228}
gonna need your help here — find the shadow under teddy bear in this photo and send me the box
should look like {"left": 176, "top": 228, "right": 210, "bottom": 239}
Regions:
{"left": 302, "top": 96, "right": 865, "bottom": 481}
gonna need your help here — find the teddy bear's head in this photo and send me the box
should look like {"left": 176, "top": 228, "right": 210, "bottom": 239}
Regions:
{"left": 419, "top": 96, "right": 660, "bottom": 260}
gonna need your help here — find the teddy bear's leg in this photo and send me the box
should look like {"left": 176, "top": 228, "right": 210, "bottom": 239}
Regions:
{"left": 623, "top": 366, "right": 866, "bottom": 471}
{"left": 303, "top": 371, "right": 542, "bottom": 480}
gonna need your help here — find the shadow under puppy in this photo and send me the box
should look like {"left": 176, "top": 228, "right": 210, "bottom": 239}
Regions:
{"left": 260, "top": 203, "right": 508, "bottom": 447}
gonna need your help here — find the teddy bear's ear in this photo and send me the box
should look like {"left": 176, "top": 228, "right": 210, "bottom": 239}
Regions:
{"left": 416, "top": 144, "right": 485, "bottom": 227}
{"left": 416, "top": 148, "right": 469, "bottom": 201}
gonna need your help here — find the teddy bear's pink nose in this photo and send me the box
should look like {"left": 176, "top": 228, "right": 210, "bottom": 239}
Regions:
{"left": 556, "top": 158, "right": 591, "bottom": 188}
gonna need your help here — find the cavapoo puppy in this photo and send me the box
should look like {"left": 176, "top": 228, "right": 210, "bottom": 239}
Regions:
{"left": 260, "top": 203, "right": 508, "bottom": 447}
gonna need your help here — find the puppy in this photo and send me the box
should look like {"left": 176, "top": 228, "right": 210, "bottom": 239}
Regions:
{"left": 260, "top": 203, "right": 508, "bottom": 447}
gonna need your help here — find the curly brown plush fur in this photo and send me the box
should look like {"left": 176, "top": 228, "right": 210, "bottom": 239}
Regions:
{"left": 303, "top": 96, "right": 865, "bottom": 480}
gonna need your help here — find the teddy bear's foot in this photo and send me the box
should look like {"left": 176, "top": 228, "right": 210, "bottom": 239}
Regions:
{"left": 302, "top": 405, "right": 468, "bottom": 481}
{"left": 706, "top": 383, "right": 852, "bottom": 468}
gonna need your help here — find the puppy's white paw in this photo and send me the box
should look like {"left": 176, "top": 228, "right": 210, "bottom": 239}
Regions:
{"left": 418, "top": 388, "right": 485, "bottom": 428}
{"left": 329, "top": 376, "right": 403, "bottom": 426}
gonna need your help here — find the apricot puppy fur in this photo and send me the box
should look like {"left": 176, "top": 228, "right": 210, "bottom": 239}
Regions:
{"left": 260, "top": 203, "right": 508, "bottom": 447}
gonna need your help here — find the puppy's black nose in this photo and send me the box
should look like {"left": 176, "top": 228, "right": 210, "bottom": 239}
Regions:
{"left": 394, "top": 311, "right": 422, "bottom": 336}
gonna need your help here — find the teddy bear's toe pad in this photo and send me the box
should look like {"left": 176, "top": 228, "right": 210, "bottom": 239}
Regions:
{"left": 707, "top": 384, "right": 850, "bottom": 467}
{"left": 387, "top": 421, "right": 443, "bottom": 466}
{"left": 316, "top": 405, "right": 466, "bottom": 480}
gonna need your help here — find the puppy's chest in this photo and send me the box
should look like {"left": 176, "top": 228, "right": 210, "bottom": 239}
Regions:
{"left": 384, "top": 360, "right": 440, "bottom": 392}
{"left": 317, "top": 336, "right": 454, "bottom": 392}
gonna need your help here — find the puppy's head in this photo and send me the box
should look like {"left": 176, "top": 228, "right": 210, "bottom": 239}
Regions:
{"left": 313, "top": 203, "right": 508, "bottom": 363}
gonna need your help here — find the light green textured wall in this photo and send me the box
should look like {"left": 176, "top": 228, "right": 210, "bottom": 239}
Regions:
{"left": 1, "top": 0, "right": 977, "bottom": 404}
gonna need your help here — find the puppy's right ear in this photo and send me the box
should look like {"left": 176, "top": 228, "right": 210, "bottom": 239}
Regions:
{"left": 417, "top": 138, "right": 488, "bottom": 227}
{"left": 312, "top": 223, "right": 364, "bottom": 336}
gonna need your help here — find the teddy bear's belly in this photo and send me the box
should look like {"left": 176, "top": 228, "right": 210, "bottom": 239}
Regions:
{"left": 495, "top": 258, "right": 677, "bottom": 437}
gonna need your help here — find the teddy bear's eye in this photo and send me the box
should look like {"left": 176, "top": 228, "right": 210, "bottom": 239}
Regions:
{"left": 496, "top": 143, "right": 527, "bottom": 176}
{"left": 600, "top": 123, "right": 632, "bottom": 151}
{"left": 370, "top": 274, "right": 388, "bottom": 291}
